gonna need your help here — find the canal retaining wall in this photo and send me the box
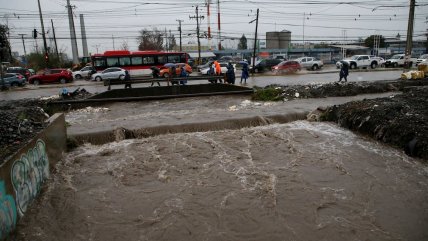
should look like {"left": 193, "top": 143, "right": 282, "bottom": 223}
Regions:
{"left": 0, "top": 113, "right": 67, "bottom": 240}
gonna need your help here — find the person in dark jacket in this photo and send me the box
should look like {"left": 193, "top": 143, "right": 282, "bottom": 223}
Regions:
{"left": 241, "top": 61, "right": 249, "bottom": 84}
{"left": 151, "top": 66, "right": 161, "bottom": 86}
{"left": 226, "top": 62, "right": 236, "bottom": 84}
{"left": 179, "top": 66, "right": 188, "bottom": 85}
{"left": 338, "top": 61, "right": 349, "bottom": 82}
{"left": 124, "top": 70, "right": 132, "bottom": 89}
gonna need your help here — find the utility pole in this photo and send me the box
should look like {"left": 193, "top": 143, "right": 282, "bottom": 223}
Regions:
{"left": 190, "top": 5, "right": 204, "bottom": 65}
{"left": 176, "top": 19, "right": 183, "bottom": 51}
{"left": 404, "top": 0, "right": 415, "bottom": 69}
{"left": 206, "top": 0, "right": 211, "bottom": 50}
{"left": 217, "top": 0, "right": 221, "bottom": 50}
{"left": 51, "top": 19, "right": 60, "bottom": 62}
{"left": 37, "top": 0, "right": 49, "bottom": 66}
{"left": 80, "top": 14, "right": 89, "bottom": 57}
{"left": 67, "top": 0, "right": 79, "bottom": 64}
{"left": 18, "top": 34, "right": 27, "bottom": 56}
{"left": 250, "top": 8, "right": 259, "bottom": 76}
{"left": 303, "top": 12, "right": 305, "bottom": 52}
{"left": 112, "top": 35, "right": 115, "bottom": 50}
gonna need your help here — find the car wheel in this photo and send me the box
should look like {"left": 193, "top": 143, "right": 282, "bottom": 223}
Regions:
{"left": 75, "top": 74, "right": 82, "bottom": 79}
{"left": 119, "top": 75, "right": 125, "bottom": 80}
{"left": 95, "top": 76, "right": 102, "bottom": 82}
{"left": 163, "top": 73, "right": 170, "bottom": 78}
{"left": 59, "top": 78, "right": 67, "bottom": 84}
{"left": 312, "top": 65, "right": 319, "bottom": 70}
{"left": 11, "top": 82, "right": 18, "bottom": 87}
{"left": 33, "top": 79, "right": 40, "bottom": 85}
{"left": 393, "top": 62, "right": 398, "bottom": 68}
{"left": 350, "top": 63, "right": 357, "bottom": 69}
{"left": 371, "top": 62, "right": 378, "bottom": 69}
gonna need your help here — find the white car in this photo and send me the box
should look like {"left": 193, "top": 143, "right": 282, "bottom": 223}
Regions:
{"left": 416, "top": 54, "right": 428, "bottom": 66}
{"left": 91, "top": 67, "right": 127, "bottom": 82}
{"left": 72, "top": 66, "right": 96, "bottom": 79}
{"left": 200, "top": 62, "right": 235, "bottom": 75}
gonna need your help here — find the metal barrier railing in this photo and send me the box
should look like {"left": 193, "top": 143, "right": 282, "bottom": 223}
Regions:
{"left": 104, "top": 75, "right": 227, "bottom": 90}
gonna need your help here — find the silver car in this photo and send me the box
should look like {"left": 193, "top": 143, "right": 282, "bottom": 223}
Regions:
{"left": 91, "top": 67, "right": 127, "bottom": 82}
{"left": 294, "top": 57, "right": 323, "bottom": 70}
{"left": 1, "top": 73, "right": 27, "bottom": 87}
{"left": 73, "top": 66, "right": 96, "bottom": 79}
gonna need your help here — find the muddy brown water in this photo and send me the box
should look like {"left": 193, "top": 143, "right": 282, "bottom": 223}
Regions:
{"left": 12, "top": 121, "right": 428, "bottom": 241}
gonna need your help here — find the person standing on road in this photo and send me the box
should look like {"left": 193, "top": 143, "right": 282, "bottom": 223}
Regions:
{"left": 124, "top": 70, "right": 132, "bottom": 89}
{"left": 338, "top": 61, "right": 349, "bottom": 82}
{"left": 226, "top": 62, "right": 236, "bottom": 84}
{"left": 214, "top": 60, "right": 222, "bottom": 83}
{"left": 241, "top": 61, "right": 249, "bottom": 84}
{"left": 179, "top": 65, "right": 188, "bottom": 85}
{"left": 151, "top": 66, "right": 161, "bottom": 86}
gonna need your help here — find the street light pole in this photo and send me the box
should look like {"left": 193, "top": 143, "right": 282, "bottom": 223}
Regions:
{"left": 250, "top": 8, "right": 259, "bottom": 76}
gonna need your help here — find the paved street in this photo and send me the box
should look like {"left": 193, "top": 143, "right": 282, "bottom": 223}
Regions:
{"left": 0, "top": 66, "right": 403, "bottom": 101}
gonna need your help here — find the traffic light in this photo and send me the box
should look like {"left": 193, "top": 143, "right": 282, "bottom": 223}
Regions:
{"left": 33, "top": 29, "right": 37, "bottom": 39}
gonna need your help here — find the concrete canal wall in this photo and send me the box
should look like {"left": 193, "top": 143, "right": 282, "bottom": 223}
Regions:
{"left": 0, "top": 113, "right": 67, "bottom": 240}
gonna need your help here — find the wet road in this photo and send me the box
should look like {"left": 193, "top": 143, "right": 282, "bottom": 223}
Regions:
{"left": 14, "top": 121, "right": 428, "bottom": 241}
{"left": 0, "top": 68, "right": 402, "bottom": 100}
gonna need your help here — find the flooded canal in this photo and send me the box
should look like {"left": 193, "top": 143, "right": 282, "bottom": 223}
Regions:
{"left": 13, "top": 121, "right": 428, "bottom": 241}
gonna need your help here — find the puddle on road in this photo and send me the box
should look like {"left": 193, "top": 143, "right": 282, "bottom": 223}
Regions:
{"left": 13, "top": 121, "right": 428, "bottom": 241}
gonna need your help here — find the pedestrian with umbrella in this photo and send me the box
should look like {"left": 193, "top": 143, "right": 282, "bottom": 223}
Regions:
{"left": 226, "top": 62, "right": 236, "bottom": 84}
{"left": 338, "top": 60, "right": 349, "bottom": 83}
{"left": 240, "top": 60, "right": 249, "bottom": 84}
{"left": 163, "top": 63, "right": 177, "bottom": 86}
{"left": 150, "top": 66, "right": 161, "bottom": 86}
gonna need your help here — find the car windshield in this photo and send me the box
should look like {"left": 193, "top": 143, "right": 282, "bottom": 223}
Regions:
{"left": 420, "top": 54, "right": 428, "bottom": 59}
{"left": 350, "top": 56, "right": 360, "bottom": 60}
{"left": 390, "top": 55, "right": 402, "bottom": 59}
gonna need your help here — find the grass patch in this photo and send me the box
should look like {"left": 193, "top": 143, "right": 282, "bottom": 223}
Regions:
{"left": 252, "top": 87, "right": 284, "bottom": 101}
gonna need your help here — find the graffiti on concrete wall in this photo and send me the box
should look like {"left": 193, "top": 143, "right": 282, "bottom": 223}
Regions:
{"left": 11, "top": 139, "right": 49, "bottom": 217}
{"left": 0, "top": 180, "right": 17, "bottom": 240}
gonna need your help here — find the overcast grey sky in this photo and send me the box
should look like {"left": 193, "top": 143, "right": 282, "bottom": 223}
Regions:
{"left": 1, "top": 0, "right": 427, "bottom": 57}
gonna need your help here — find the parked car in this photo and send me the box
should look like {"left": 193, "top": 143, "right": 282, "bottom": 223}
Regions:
{"left": 384, "top": 54, "right": 417, "bottom": 68}
{"left": 1, "top": 73, "right": 26, "bottom": 87}
{"left": 28, "top": 68, "right": 73, "bottom": 85}
{"left": 272, "top": 60, "right": 301, "bottom": 74}
{"left": 200, "top": 62, "right": 235, "bottom": 75}
{"left": 91, "top": 67, "right": 127, "bottom": 82}
{"left": 6, "top": 67, "right": 32, "bottom": 80}
{"left": 160, "top": 63, "right": 193, "bottom": 78}
{"left": 294, "top": 57, "right": 323, "bottom": 70}
{"left": 416, "top": 54, "right": 428, "bottom": 66}
{"left": 251, "top": 59, "right": 282, "bottom": 73}
{"left": 197, "top": 60, "right": 214, "bottom": 72}
{"left": 72, "top": 66, "right": 96, "bottom": 79}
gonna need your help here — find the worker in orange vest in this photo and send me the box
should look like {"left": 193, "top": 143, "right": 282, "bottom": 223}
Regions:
{"left": 214, "top": 60, "right": 222, "bottom": 83}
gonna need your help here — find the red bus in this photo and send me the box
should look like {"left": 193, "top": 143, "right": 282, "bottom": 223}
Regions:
{"left": 91, "top": 50, "right": 189, "bottom": 76}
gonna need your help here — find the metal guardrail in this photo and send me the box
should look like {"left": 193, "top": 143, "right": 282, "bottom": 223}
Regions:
{"left": 104, "top": 75, "right": 226, "bottom": 89}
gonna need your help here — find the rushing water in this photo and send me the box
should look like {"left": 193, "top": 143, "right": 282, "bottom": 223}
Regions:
{"left": 12, "top": 121, "right": 428, "bottom": 241}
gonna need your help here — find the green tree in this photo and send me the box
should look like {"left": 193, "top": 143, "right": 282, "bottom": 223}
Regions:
{"left": 364, "top": 35, "right": 386, "bottom": 48}
{"left": 137, "top": 27, "right": 164, "bottom": 51}
{"left": 0, "top": 24, "right": 12, "bottom": 62}
{"left": 238, "top": 34, "right": 247, "bottom": 50}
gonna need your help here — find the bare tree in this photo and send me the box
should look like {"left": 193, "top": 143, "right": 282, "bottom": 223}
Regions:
{"left": 137, "top": 27, "right": 164, "bottom": 51}
{"left": 121, "top": 41, "right": 129, "bottom": 50}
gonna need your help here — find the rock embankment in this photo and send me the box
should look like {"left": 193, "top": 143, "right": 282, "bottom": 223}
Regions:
{"left": 321, "top": 86, "right": 428, "bottom": 160}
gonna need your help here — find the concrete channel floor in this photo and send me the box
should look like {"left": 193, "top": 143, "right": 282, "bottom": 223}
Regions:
{"left": 66, "top": 92, "right": 398, "bottom": 138}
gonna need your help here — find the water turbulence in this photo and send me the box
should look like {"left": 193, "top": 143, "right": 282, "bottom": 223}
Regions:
{"left": 14, "top": 121, "right": 428, "bottom": 241}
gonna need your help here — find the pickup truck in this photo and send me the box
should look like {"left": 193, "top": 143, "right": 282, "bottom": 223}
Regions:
{"left": 384, "top": 54, "right": 417, "bottom": 68}
{"left": 336, "top": 55, "right": 385, "bottom": 69}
